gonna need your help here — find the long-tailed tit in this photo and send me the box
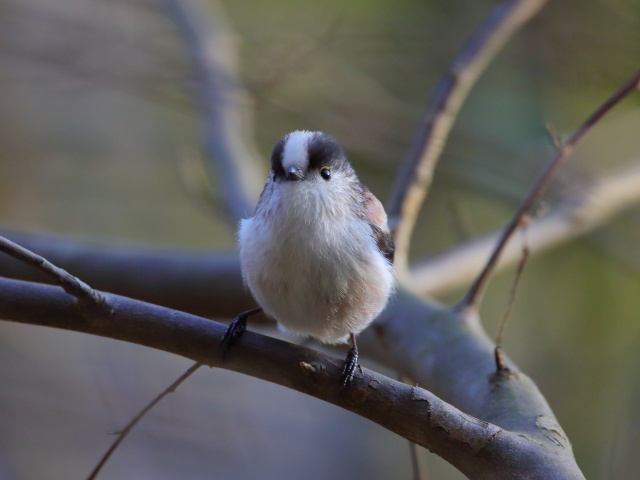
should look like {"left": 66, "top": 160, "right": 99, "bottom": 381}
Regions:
{"left": 222, "top": 131, "right": 395, "bottom": 386}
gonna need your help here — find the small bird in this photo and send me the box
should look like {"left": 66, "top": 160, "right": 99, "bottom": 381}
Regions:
{"left": 222, "top": 131, "right": 395, "bottom": 386}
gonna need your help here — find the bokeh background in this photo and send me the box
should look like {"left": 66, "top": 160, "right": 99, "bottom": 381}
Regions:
{"left": 1, "top": 0, "right": 639, "bottom": 478}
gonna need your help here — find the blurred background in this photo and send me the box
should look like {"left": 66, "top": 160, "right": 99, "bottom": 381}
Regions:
{"left": 0, "top": 0, "right": 639, "bottom": 478}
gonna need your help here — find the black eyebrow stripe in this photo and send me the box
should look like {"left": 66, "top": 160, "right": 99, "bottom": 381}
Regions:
{"left": 307, "top": 133, "right": 345, "bottom": 170}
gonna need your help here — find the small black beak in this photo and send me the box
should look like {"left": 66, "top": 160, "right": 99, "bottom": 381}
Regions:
{"left": 285, "top": 166, "right": 304, "bottom": 181}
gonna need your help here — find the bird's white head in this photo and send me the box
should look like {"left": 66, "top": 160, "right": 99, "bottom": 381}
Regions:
{"left": 270, "top": 130, "right": 355, "bottom": 183}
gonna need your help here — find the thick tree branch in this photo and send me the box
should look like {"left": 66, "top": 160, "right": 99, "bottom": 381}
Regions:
{"left": 362, "top": 292, "right": 550, "bottom": 435}
{"left": 0, "top": 229, "right": 577, "bottom": 438}
{"left": 167, "top": 0, "right": 264, "bottom": 222}
{"left": 0, "top": 277, "right": 584, "bottom": 479}
{"left": 387, "top": 0, "right": 549, "bottom": 274}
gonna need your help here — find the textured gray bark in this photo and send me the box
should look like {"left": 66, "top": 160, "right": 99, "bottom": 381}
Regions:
{"left": 0, "top": 274, "right": 584, "bottom": 479}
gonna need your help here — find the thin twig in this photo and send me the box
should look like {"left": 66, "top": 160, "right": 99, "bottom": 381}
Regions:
{"left": 0, "top": 235, "right": 104, "bottom": 308}
{"left": 86, "top": 362, "right": 202, "bottom": 480}
{"left": 492, "top": 226, "right": 530, "bottom": 374}
{"left": 387, "top": 0, "right": 549, "bottom": 273}
{"left": 409, "top": 158, "right": 640, "bottom": 296}
{"left": 458, "top": 68, "right": 640, "bottom": 311}
{"left": 495, "top": 224, "right": 530, "bottom": 347}
{"left": 167, "top": 0, "right": 263, "bottom": 223}
{"left": 494, "top": 345, "right": 509, "bottom": 373}
{"left": 409, "top": 438, "right": 426, "bottom": 480}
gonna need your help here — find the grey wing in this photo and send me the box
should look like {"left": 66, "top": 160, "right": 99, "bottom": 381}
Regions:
{"left": 370, "top": 224, "right": 395, "bottom": 264}
{"left": 361, "top": 185, "right": 395, "bottom": 264}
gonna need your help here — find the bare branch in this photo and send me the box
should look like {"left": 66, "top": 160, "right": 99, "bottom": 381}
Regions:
{"left": 0, "top": 229, "right": 250, "bottom": 318}
{"left": 0, "top": 234, "right": 104, "bottom": 309}
{"left": 0, "top": 277, "right": 585, "bottom": 479}
{"left": 410, "top": 158, "right": 640, "bottom": 296}
{"left": 387, "top": 0, "right": 549, "bottom": 273}
{"left": 495, "top": 225, "right": 530, "bottom": 346}
{"left": 86, "top": 362, "right": 202, "bottom": 480}
{"left": 459, "top": 69, "right": 640, "bottom": 310}
{"left": 167, "top": 0, "right": 264, "bottom": 223}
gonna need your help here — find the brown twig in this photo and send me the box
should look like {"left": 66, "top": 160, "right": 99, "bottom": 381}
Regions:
{"left": 495, "top": 224, "right": 530, "bottom": 347}
{"left": 387, "top": 0, "right": 549, "bottom": 273}
{"left": 494, "top": 345, "right": 509, "bottom": 373}
{"left": 458, "top": 68, "right": 640, "bottom": 311}
{"left": 0, "top": 235, "right": 104, "bottom": 309}
{"left": 87, "top": 362, "right": 202, "bottom": 480}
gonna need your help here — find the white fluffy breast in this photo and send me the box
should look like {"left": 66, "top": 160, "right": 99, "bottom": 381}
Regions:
{"left": 238, "top": 176, "right": 394, "bottom": 344}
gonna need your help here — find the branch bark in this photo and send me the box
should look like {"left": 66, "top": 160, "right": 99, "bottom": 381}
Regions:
{"left": 0, "top": 277, "right": 584, "bottom": 479}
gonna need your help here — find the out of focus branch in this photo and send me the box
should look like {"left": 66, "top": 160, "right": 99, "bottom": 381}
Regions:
{"left": 387, "top": 0, "right": 549, "bottom": 274}
{"left": 167, "top": 0, "right": 264, "bottom": 222}
{"left": 459, "top": 69, "right": 640, "bottom": 310}
{"left": 410, "top": 159, "right": 640, "bottom": 297}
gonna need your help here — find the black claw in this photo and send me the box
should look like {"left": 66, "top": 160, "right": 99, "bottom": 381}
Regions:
{"left": 221, "top": 316, "right": 246, "bottom": 356}
{"left": 221, "top": 308, "right": 261, "bottom": 358}
{"left": 341, "top": 346, "right": 359, "bottom": 387}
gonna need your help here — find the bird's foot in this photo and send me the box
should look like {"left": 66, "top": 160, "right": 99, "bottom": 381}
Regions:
{"left": 221, "top": 308, "right": 261, "bottom": 358}
{"left": 341, "top": 346, "right": 359, "bottom": 387}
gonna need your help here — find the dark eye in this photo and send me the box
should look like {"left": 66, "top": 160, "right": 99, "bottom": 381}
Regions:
{"left": 320, "top": 166, "right": 331, "bottom": 180}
